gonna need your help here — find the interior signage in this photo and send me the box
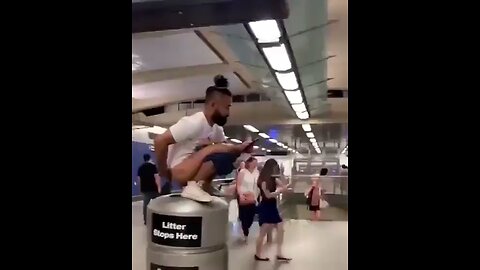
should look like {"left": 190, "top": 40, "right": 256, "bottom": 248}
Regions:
{"left": 151, "top": 213, "right": 202, "bottom": 247}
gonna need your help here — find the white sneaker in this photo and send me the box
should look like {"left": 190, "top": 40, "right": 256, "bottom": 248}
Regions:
{"left": 181, "top": 183, "right": 213, "bottom": 202}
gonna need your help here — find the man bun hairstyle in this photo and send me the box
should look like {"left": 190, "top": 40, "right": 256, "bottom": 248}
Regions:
{"left": 206, "top": 74, "right": 232, "bottom": 102}
{"left": 214, "top": 74, "right": 229, "bottom": 88}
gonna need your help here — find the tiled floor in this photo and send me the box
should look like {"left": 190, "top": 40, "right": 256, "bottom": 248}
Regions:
{"left": 133, "top": 201, "right": 348, "bottom": 270}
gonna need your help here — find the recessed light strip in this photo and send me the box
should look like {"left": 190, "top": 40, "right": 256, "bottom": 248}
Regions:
{"left": 246, "top": 20, "right": 310, "bottom": 120}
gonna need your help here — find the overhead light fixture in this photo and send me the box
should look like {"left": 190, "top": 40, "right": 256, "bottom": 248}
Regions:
{"left": 291, "top": 103, "right": 307, "bottom": 112}
{"left": 266, "top": 149, "right": 272, "bottom": 153}
{"left": 342, "top": 145, "right": 348, "bottom": 154}
{"left": 287, "top": 147, "right": 292, "bottom": 150}
{"left": 276, "top": 72, "right": 298, "bottom": 90}
{"left": 312, "top": 142, "right": 319, "bottom": 148}
{"left": 284, "top": 90, "right": 303, "bottom": 104}
{"left": 269, "top": 138, "right": 278, "bottom": 143}
{"left": 132, "top": 54, "right": 142, "bottom": 72}
{"left": 261, "top": 147, "right": 266, "bottom": 151}
{"left": 230, "top": 139, "right": 242, "bottom": 143}
{"left": 282, "top": 145, "right": 288, "bottom": 149}
{"left": 296, "top": 111, "right": 309, "bottom": 120}
{"left": 306, "top": 132, "right": 314, "bottom": 138}
{"left": 246, "top": 19, "right": 310, "bottom": 125}
{"left": 225, "top": 136, "right": 229, "bottom": 139}
{"left": 253, "top": 146, "right": 259, "bottom": 149}
{"left": 248, "top": 20, "right": 281, "bottom": 43}
{"left": 262, "top": 44, "right": 291, "bottom": 71}
{"left": 258, "top": 133, "right": 270, "bottom": 139}
{"left": 132, "top": 63, "right": 141, "bottom": 71}
{"left": 243, "top": 125, "right": 259, "bottom": 133}
{"left": 277, "top": 142, "right": 284, "bottom": 147}
{"left": 315, "top": 148, "right": 321, "bottom": 154}
{"left": 310, "top": 138, "right": 317, "bottom": 143}
{"left": 302, "top": 124, "right": 311, "bottom": 132}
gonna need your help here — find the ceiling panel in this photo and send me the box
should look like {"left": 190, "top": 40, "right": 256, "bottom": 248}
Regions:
{"left": 326, "top": 0, "right": 348, "bottom": 89}
{"left": 132, "top": 72, "right": 250, "bottom": 102}
{"left": 132, "top": 32, "right": 222, "bottom": 72}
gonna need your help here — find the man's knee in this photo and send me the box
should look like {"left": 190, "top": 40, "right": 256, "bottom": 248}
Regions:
{"left": 204, "top": 153, "right": 238, "bottom": 176}
{"left": 171, "top": 167, "right": 190, "bottom": 184}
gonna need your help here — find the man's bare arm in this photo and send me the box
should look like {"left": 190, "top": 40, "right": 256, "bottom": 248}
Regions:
{"left": 154, "top": 131, "right": 176, "bottom": 179}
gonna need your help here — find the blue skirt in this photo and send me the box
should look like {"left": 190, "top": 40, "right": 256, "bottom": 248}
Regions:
{"left": 258, "top": 201, "right": 282, "bottom": 225}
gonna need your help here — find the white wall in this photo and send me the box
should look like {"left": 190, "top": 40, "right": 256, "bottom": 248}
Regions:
{"left": 132, "top": 126, "right": 167, "bottom": 144}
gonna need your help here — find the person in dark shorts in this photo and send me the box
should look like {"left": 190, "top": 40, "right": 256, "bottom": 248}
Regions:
{"left": 305, "top": 178, "right": 323, "bottom": 221}
{"left": 137, "top": 154, "right": 161, "bottom": 225}
{"left": 255, "top": 159, "right": 292, "bottom": 262}
{"left": 305, "top": 168, "right": 329, "bottom": 221}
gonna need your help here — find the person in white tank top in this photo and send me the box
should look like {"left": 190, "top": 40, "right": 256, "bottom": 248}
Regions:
{"left": 236, "top": 157, "right": 259, "bottom": 241}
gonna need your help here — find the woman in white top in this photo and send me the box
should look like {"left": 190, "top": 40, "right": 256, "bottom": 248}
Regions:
{"left": 236, "top": 157, "right": 259, "bottom": 241}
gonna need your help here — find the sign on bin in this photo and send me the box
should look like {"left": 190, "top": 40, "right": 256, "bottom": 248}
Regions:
{"left": 151, "top": 213, "right": 202, "bottom": 247}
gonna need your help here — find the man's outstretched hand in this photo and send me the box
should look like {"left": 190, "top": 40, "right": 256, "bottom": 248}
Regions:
{"left": 239, "top": 140, "right": 254, "bottom": 153}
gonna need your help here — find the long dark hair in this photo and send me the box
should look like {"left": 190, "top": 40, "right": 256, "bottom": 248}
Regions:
{"left": 257, "top": 159, "right": 280, "bottom": 191}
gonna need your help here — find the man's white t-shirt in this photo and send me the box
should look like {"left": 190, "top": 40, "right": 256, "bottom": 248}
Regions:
{"left": 167, "top": 112, "right": 226, "bottom": 168}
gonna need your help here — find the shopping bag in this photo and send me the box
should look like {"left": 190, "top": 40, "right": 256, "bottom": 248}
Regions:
{"left": 319, "top": 199, "right": 329, "bottom": 209}
{"left": 228, "top": 199, "right": 239, "bottom": 223}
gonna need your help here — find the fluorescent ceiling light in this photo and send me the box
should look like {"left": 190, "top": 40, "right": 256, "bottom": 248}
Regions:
{"left": 230, "top": 139, "right": 242, "bottom": 143}
{"left": 261, "top": 148, "right": 266, "bottom": 151}
{"left": 284, "top": 90, "right": 303, "bottom": 104}
{"left": 249, "top": 20, "right": 281, "bottom": 43}
{"left": 277, "top": 142, "right": 284, "bottom": 147}
{"left": 258, "top": 133, "right": 270, "bottom": 138}
{"left": 253, "top": 146, "right": 259, "bottom": 149}
{"left": 132, "top": 54, "right": 142, "bottom": 71}
{"left": 269, "top": 138, "right": 278, "bottom": 143}
{"left": 306, "top": 132, "right": 314, "bottom": 138}
{"left": 342, "top": 145, "right": 348, "bottom": 154}
{"left": 310, "top": 138, "right": 317, "bottom": 143}
{"left": 315, "top": 148, "right": 321, "bottom": 154}
{"left": 266, "top": 149, "right": 272, "bottom": 152}
{"left": 302, "top": 124, "right": 311, "bottom": 132}
{"left": 312, "top": 142, "right": 319, "bottom": 148}
{"left": 225, "top": 136, "right": 229, "bottom": 139}
{"left": 282, "top": 145, "right": 288, "bottom": 149}
{"left": 243, "top": 125, "right": 259, "bottom": 133}
{"left": 276, "top": 72, "right": 298, "bottom": 90}
{"left": 132, "top": 63, "right": 141, "bottom": 71}
{"left": 262, "top": 44, "right": 291, "bottom": 71}
{"left": 287, "top": 147, "right": 292, "bottom": 150}
{"left": 291, "top": 103, "right": 307, "bottom": 112}
{"left": 296, "top": 111, "right": 309, "bottom": 120}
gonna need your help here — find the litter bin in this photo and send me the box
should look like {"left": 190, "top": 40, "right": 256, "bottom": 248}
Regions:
{"left": 147, "top": 194, "right": 229, "bottom": 270}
